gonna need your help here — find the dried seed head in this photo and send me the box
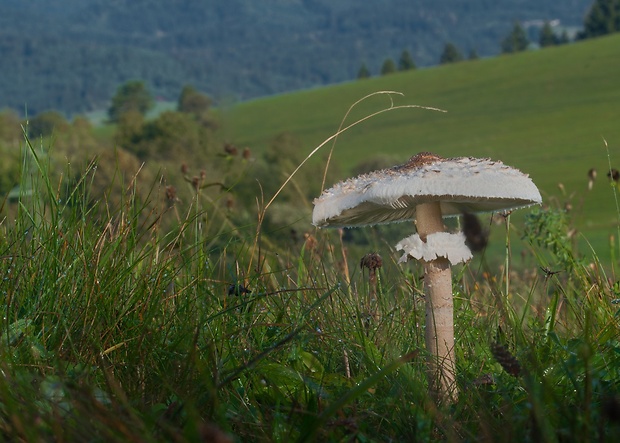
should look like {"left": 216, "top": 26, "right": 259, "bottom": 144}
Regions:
{"left": 224, "top": 143, "right": 238, "bottom": 156}
{"left": 181, "top": 163, "right": 189, "bottom": 175}
{"left": 608, "top": 169, "right": 620, "bottom": 183}
{"left": 192, "top": 176, "right": 200, "bottom": 191}
{"left": 360, "top": 252, "right": 383, "bottom": 270}
{"left": 226, "top": 195, "right": 234, "bottom": 210}
{"left": 304, "top": 232, "right": 318, "bottom": 251}
{"left": 228, "top": 283, "right": 251, "bottom": 296}
{"left": 491, "top": 342, "right": 521, "bottom": 377}
{"left": 165, "top": 186, "right": 177, "bottom": 203}
{"left": 242, "top": 147, "right": 252, "bottom": 160}
{"left": 472, "top": 373, "right": 495, "bottom": 386}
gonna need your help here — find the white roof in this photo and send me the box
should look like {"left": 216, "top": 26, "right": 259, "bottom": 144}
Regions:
{"left": 313, "top": 152, "right": 542, "bottom": 228}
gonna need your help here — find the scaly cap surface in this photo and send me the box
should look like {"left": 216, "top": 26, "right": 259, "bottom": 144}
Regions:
{"left": 313, "top": 152, "right": 542, "bottom": 228}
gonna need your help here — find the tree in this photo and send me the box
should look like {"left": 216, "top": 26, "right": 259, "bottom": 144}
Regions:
{"left": 398, "top": 50, "right": 416, "bottom": 71}
{"left": 439, "top": 43, "right": 463, "bottom": 64}
{"left": 357, "top": 63, "right": 371, "bottom": 79}
{"left": 27, "top": 110, "right": 70, "bottom": 138}
{"left": 0, "top": 110, "right": 22, "bottom": 144}
{"left": 108, "top": 81, "right": 154, "bottom": 123}
{"left": 501, "top": 22, "right": 529, "bottom": 53}
{"left": 580, "top": 0, "right": 620, "bottom": 38}
{"left": 114, "top": 110, "right": 145, "bottom": 152}
{"left": 380, "top": 58, "right": 396, "bottom": 75}
{"left": 468, "top": 49, "right": 479, "bottom": 60}
{"left": 178, "top": 85, "right": 211, "bottom": 115}
{"left": 539, "top": 21, "right": 559, "bottom": 47}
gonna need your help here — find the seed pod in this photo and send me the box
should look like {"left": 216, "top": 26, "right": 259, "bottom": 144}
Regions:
{"left": 491, "top": 342, "right": 521, "bottom": 377}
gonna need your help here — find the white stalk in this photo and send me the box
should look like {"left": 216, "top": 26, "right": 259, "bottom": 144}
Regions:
{"left": 415, "top": 201, "right": 457, "bottom": 403}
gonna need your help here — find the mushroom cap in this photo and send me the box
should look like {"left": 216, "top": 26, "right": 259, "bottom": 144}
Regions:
{"left": 313, "top": 152, "right": 542, "bottom": 228}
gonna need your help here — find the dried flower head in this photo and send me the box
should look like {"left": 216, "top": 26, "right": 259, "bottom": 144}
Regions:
{"left": 360, "top": 252, "right": 383, "bottom": 270}
{"left": 165, "top": 185, "right": 177, "bottom": 203}
{"left": 226, "top": 195, "right": 234, "bottom": 210}
{"left": 228, "top": 283, "right": 251, "bottom": 296}
{"left": 304, "top": 232, "right": 318, "bottom": 252}
{"left": 491, "top": 342, "right": 521, "bottom": 377}
{"left": 191, "top": 176, "right": 201, "bottom": 191}
{"left": 224, "top": 143, "right": 238, "bottom": 156}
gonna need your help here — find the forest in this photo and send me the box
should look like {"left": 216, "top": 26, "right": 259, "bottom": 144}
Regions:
{"left": 1, "top": 0, "right": 593, "bottom": 115}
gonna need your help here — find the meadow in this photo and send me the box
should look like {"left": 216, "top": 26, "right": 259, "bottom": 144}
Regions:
{"left": 1, "top": 33, "right": 620, "bottom": 442}
{"left": 225, "top": 32, "right": 620, "bottom": 260}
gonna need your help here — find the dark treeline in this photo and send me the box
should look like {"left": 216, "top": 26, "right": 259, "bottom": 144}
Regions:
{"left": 0, "top": 0, "right": 591, "bottom": 115}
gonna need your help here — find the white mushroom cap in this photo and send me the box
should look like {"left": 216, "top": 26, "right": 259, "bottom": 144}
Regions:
{"left": 313, "top": 152, "right": 542, "bottom": 228}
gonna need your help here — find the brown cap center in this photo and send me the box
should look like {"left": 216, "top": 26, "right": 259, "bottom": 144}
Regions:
{"left": 395, "top": 152, "right": 444, "bottom": 172}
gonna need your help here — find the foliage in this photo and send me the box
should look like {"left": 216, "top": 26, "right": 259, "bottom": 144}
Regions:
{"left": 177, "top": 85, "right": 212, "bottom": 116}
{"left": 539, "top": 21, "right": 561, "bottom": 47}
{"left": 27, "top": 110, "right": 70, "bottom": 138}
{"left": 579, "top": 0, "right": 620, "bottom": 38}
{"left": 108, "top": 81, "right": 154, "bottom": 123}
{"left": 398, "top": 49, "right": 416, "bottom": 71}
{"left": 357, "top": 63, "right": 371, "bottom": 79}
{"left": 0, "top": 110, "right": 21, "bottom": 144}
{"left": 439, "top": 42, "right": 464, "bottom": 64}
{"left": 1, "top": 123, "right": 620, "bottom": 441}
{"left": 0, "top": 0, "right": 592, "bottom": 115}
{"left": 380, "top": 58, "right": 397, "bottom": 75}
{"left": 225, "top": 33, "right": 620, "bottom": 264}
{"left": 501, "top": 22, "right": 530, "bottom": 53}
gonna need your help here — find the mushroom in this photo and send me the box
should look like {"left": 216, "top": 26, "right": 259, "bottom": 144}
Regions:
{"left": 312, "top": 152, "right": 541, "bottom": 403}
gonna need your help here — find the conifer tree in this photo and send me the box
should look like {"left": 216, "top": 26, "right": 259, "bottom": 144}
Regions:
{"left": 439, "top": 43, "right": 463, "bottom": 64}
{"left": 398, "top": 50, "right": 416, "bottom": 71}
{"left": 539, "top": 21, "right": 559, "bottom": 47}
{"left": 501, "top": 22, "right": 529, "bottom": 53}
{"left": 580, "top": 0, "right": 620, "bottom": 38}
{"left": 380, "top": 58, "right": 396, "bottom": 75}
{"left": 357, "top": 63, "right": 371, "bottom": 79}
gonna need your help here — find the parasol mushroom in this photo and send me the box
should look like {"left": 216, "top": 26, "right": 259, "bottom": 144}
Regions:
{"left": 312, "top": 152, "right": 541, "bottom": 403}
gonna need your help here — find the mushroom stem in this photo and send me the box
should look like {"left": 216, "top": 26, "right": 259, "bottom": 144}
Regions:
{"left": 415, "top": 201, "right": 457, "bottom": 403}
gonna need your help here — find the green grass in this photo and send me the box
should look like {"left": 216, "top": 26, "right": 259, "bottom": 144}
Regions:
{"left": 224, "top": 34, "right": 620, "bottom": 258}
{"left": 3, "top": 36, "right": 620, "bottom": 441}
{"left": 1, "top": 118, "right": 620, "bottom": 441}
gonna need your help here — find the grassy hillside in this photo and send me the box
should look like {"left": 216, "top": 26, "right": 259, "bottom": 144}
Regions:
{"left": 225, "top": 34, "right": 620, "bottom": 257}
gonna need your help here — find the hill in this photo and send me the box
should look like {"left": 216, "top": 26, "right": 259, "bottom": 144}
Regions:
{"left": 224, "top": 33, "right": 620, "bottom": 255}
{"left": 0, "top": 0, "right": 591, "bottom": 115}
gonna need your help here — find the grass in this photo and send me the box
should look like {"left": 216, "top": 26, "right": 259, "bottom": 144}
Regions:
{"left": 223, "top": 33, "right": 620, "bottom": 258}
{"left": 1, "top": 111, "right": 620, "bottom": 441}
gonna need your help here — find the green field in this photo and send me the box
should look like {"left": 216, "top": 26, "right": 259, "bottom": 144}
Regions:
{"left": 3, "top": 34, "right": 620, "bottom": 442}
{"left": 224, "top": 34, "right": 620, "bottom": 260}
